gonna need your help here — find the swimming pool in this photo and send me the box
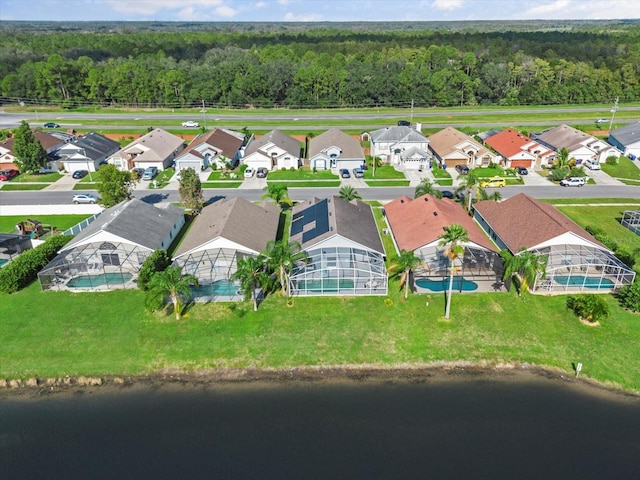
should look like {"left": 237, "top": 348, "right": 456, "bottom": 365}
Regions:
{"left": 415, "top": 276, "right": 478, "bottom": 292}
{"left": 552, "top": 275, "right": 615, "bottom": 288}
{"left": 191, "top": 279, "right": 240, "bottom": 298}
{"left": 66, "top": 272, "right": 133, "bottom": 288}
{"left": 0, "top": 259, "right": 8, "bottom": 268}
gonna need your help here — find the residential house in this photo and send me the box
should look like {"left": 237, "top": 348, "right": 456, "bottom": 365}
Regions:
{"left": 483, "top": 128, "right": 554, "bottom": 169}
{"left": 174, "top": 128, "right": 245, "bottom": 173}
{"left": 384, "top": 194, "right": 503, "bottom": 293}
{"left": 532, "top": 124, "right": 621, "bottom": 166}
{"left": 0, "top": 130, "right": 65, "bottom": 171}
{"left": 368, "top": 125, "right": 431, "bottom": 169}
{"left": 53, "top": 132, "right": 120, "bottom": 173}
{"left": 428, "top": 127, "right": 498, "bottom": 169}
{"left": 242, "top": 129, "right": 301, "bottom": 171}
{"left": 474, "top": 193, "right": 635, "bottom": 293}
{"left": 308, "top": 128, "right": 365, "bottom": 171}
{"left": 608, "top": 121, "right": 640, "bottom": 160}
{"left": 107, "top": 128, "right": 185, "bottom": 171}
{"left": 39, "top": 199, "right": 185, "bottom": 291}
{"left": 289, "top": 196, "right": 387, "bottom": 296}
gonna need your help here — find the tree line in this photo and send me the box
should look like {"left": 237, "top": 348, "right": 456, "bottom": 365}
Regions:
{"left": 1, "top": 24, "right": 640, "bottom": 109}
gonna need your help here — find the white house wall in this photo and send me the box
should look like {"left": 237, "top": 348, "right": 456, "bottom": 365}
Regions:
{"left": 62, "top": 230, "right": 153, "bottom": 253}
{"left": 309, "top": 234, "right": 384, "bottom": 256}
{"left": 242, "top": 151, "right": 272, "bottom": 170}
{"left": 174, "top": 236, "right": 260, "bottom": 259}
{"left": 530, "top": 231, "right": 610, "bottom": 253}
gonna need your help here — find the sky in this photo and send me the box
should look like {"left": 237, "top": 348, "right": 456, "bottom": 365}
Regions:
{"left": 1, "top": 0, "right": 640, "bottom": 22}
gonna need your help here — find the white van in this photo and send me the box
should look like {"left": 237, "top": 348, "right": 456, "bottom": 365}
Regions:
{"left": 584, "top": 159, "right": 601, "bottom": 170}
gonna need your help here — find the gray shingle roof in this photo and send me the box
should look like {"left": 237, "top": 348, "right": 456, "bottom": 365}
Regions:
{"left": 244, "top": 129, "right": 301, "bottom": 157}
{"left": 609, "top": 121, "right": 640, "bottom": 146}
{"left": 308, "top": 128, "right": 364, "bottom": 159}
{"left": 369, "top": 125, "right": 428, "bottom": 143}
{"left": 532, "top": 124, "right": 591, "bottom": 150}
{"left": 112, "top": 128, "right": 185, "bottom": 162}
{"left": 174, "top": 197, "right": 280, "bottom": 257}
{"left": 64, "top": 199, "right": 184, "bottom": 251}
{"left": 66, "top": 132, "right": 120, "bottom": 161}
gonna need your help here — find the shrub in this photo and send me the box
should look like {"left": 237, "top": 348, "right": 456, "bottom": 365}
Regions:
{"left": 605, "top": 155, "right": 618, "bottom": 165}
{"left": 566, "top": 294, "right": 609, "bottom": 323}
{"left": 617, "top": 281, "right": 640, "bottom": 312}
{"left": 137, "top": 249, "right": 172, "bottom": 291}
{"left": 549, "top": 167, "right": 569, "bottom": 181}
{"left": 0, "top": 235, "right": 72, "bottom": 293}
{"left": 568, "top": 166, "right": 586, "bottom": 177}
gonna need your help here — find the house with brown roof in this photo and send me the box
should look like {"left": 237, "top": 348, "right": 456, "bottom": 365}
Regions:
{"left": 107, "top": 128, "right": 185, "bottom": 171}
{"left": 384, "top": 194, "right": 503, "bottom": 293}
{"left": 172, "top": 197, "right": 280, "bottom": 302}
{"left": 474, "top": 193, "right": 635, "bottom": 293}
{"left": 0, "top": 130, "right": 65, "bottom": 171}
{"left": 484, "top": 128, "right": 554, "bottom": 169}
{"left": 308, "top": 128, "right": 365, "bottom": 172}
{"left": 289, "top": 196, "right": 387, "bottom": 296}
{"left": 174, "top": 128, "right": 245, "bottom": 173}
{"left": 428, "top": 127, "right": 498, "bottom": 169}
{"left": 242, "top": 129, "right": 301, "bottom": 171}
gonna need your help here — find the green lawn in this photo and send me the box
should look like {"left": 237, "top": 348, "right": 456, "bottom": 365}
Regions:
{"left": 601, "top": 156, "right": 640, "bottom": 182}
{"left": 0, "top": 183, "right": 48, "bottom": 191}
{"left": 431, "top": 168, "right": 453, "bottom": 186}
{"left": 266, "top": 181, "right": 341, "bottom": 188}
{"left": 0, "top": 214, "right": 92, "bottom": 233}
{"left": 364, "top": 180, "right": 411, "bottom": 187}
{"left": 267, "top": 169, "right": 339, "bottom": 180}
{"left": 13, "top": 172, "right": 63, "bottom": 183}
{"left": 543, "top": 198, "right": 640, "bottom": 205}
{"left": 207, "top": 171, "right": 242, "bottom": 181}
{"left": 73, "top": 182, "right": 100, "bottom": 190}
{"left": 202, "top": 181, "right": 242, "bottom": 188}
{"left": 364, "top": 166, "right": 406, "bottom": 179}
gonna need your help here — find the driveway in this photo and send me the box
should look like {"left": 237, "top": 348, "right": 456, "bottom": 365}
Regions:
{"left": 584, "top": 167, "right": 625, "bottom": 186}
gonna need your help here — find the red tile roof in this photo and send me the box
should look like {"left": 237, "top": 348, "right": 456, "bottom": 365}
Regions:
{"left": 484, "top": 128, "right": 535, "bottom": 158}
{"left": 385, "top": 194, "right": 496, "bottom": 252}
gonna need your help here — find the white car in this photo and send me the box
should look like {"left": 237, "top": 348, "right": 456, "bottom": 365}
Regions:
{"left": 560, "top": 177, "right": 586, "bottom": 187}
{"left": 181, "top": 121, "right": 199, "bottom": 128}
{"left": 595, "top": 118, "right": 608, "bottom": 124}
{"left": 584, "top": 159, "right": 601, "bottom": 170}
{"left": 244, "top": 168, "right": 255, "bottom": 178}
{"left": 73, "top": 193, "right": 100, "bottom": 204}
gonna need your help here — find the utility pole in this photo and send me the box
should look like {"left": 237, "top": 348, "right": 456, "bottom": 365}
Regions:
{"left": 410, "top": 99, "right": 414, "bottom": 126}
{"left": 609, "top": 97, "right": 619, "bottom": 131}
{"left": 201, "top": 100, "right": 206, "bottom": 129}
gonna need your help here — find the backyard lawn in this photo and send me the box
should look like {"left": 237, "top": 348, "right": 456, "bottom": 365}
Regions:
{"left": 0, "top": 215, "right": 91, "bottom": 233}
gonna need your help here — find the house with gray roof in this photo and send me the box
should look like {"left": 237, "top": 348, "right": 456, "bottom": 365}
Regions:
{"left": 0, "top": 129, "right": 66, "bottom": 171}
{"left": 308, "top": 128, "right": 365, "bottom": 172}
{"left": 532, "top": 124, "right": 621, "bottom": 166}
{"left": 39, "top": 199, "right": 185, "bottom": 291}
{"left": 173, "top": 197, "right": 280, "bottom": 301}
{"left": 174, "top": 128, "right": 245, "bottom": 173}
{"left": 242, "top": 130, "right": 301, "bottom": 171}
{"left": 107, "top": 128, "right": 185, "bottom": 171}
{"left": 368, "top": 125, "right": 431, "bottom": 170}
{"left": 289, "top": 196, "right": 387, "bottom": 296}
{"left": 53, "top": 132, "right": 120, "bottom": 173}
{"left": 608, "top": 121, "right": 640, "bottom": 160}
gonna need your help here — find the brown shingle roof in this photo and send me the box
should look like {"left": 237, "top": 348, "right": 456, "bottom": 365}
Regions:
{"left": 0, "top": 130, "right": 62, "bottom": 153}
{"left": 385, "top": 194, "right": 496, "bottom": 252}
{"left": 428, "top": 126, "right": 493, "bottom": 160}
{"left": 308, "top": 128, "right": 364, "bottom": 159}
{"left": 473, "top": 193, "right": 603, "bottom": 252}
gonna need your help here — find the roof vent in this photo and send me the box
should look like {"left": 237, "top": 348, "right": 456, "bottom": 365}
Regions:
{"left": 433, "top": 211, "right": 438, "bottom": 216}
{"left": 400, "top": 199, "right": 404, "bottom": 203}
{"left": 424, "top": 197, "right": 429, "bottom": 201}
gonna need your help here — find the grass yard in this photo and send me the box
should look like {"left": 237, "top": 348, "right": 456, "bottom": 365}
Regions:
{"left": 267, "top": 169, "right": 338, "bottom": 180}
{"left": 364, "top": 180, "right": 411, "bottom": 187}
{"left": 543, "top": 198, "right": 640, "bottom": 205}
{"left": 0, "top": 214, "right": 92, "bottom": 233}
{"left": 207, "top": 171, "right": 242, "bottom": 181}
{"left": 431, "top": 168, "right": 453, "bottom": 186}
{"left": 0, "top": 183, "right": 48, "bottom": 191}
{"left": 73, "top": 183, "right": 100, "bottom": 190}
{"left": 266, "top": 181, "right": 341, "bottom": 188}
{"left": 601, "top": 156, "right": 640, "bottom": 183}
{"left": 13, "top": 172, "right": 63, "bottom": 183}
{"left": 201, "top": 182, "right": 242, "bottom": 188}
{"left": 364, "top": 166, "right": 406, "bottom": 179}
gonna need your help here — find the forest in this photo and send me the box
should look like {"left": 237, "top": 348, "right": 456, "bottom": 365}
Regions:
{"left": 1, "top": 20, "right": 640, "bottom": 109}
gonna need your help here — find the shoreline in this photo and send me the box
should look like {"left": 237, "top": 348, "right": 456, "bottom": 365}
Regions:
{"left": 2, "top": 362, "right": 639, "bottom": 403}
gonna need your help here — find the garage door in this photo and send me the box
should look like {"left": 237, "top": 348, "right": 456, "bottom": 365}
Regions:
{"left": 510, "top": 160, "right": 532, "bottom": 168}
{"left": 176, "top": 160, "right": 201, "bottom": 172}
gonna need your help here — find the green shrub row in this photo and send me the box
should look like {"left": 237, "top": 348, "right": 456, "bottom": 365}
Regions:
{"left": 0, "top": 235, "right": 72, "bottom": 294}
{"left": 585, "top": 225, "right": 636, "bottom": 269}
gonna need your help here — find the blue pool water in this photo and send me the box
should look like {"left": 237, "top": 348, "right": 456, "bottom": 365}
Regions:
{"left": 191, "top": 279, "right": 240, "bottom": 297}
{"left": 0, "top": 258, "right": 8, "bottom": 267}
{"left": 297, "top": 278, "right": 355, "bottom": 293}
{"left": 415, "top": 276, "right": 478, "bottom": 292}
{"left": 67, "top": 272, "right": 133, "bottom": 288}
{"left": 553, "top": 275, "right": 615, "bottom": 288}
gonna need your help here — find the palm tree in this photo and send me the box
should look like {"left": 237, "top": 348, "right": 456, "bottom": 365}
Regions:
{"left": 478, "top": 189, "right": 502, "bottom": 202}
{"left": 414, "top": 178, "right": 443, "bottom": 199}
{"left": 264, "top": 240, "right": 307, "bottom": 297}
{"left": 231, "top": 255, "right": 271, "bottom": 311}
{"left": 338, "top": 185, "right": 362, "bottom": 201}
{"left": 438, "top": 224, "right": 470, "bottom": 319}
{"left": 501, "top": 248, "right": 548, "bottom": 296}
{"left": 262, "top": 183, "right": 292, "bottom": 208}
{"left": 387, "top": 249, "right": 423, "bottom": 299}
{"left": 456, "top": 172, "right": 484, "bottom": 213}
{"left": 145, "top": 266, "right": 199, "bottom": 320}
{"left": 553, "top": 147, "right": 571, "bottom": 169}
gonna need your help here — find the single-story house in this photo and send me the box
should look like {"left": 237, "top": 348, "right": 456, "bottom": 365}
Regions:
{"left": 108, "top": 128, "right": 185, "bottom": 171}
{"left": 483, "top": 128, "right": 554, "bottom": 169}
{"left": 308, "top": 128, "right": 366, "bottom": 172}
{"left": 532, "top": 124, "right": 621, "bottom": 166}
{"left": 242, "top": 129, "right": 301, "bottom": 171}
{"left": 53, "top": 132, "right": 120, "bottom": 173}
{"left": 0, "top": 129, "right": 65, "bottom": 171}
{"left": 608, "top": 121, "right": 640, "bottom": 160}
{"left": 428, "top": 127, "right": 498, "bottom": 169}
{"left": 289, "top": 196, "right": 387, "bottom": 296}
{"left": 172, "top": 197, "right": 280, "bottom": 302}
{"left": 174, "top": 128, "right": 245, "bottom": 173}
{"left": 368, "top": 125, "right": 430, "bottom": 169}
{"left": 39, "top": 199, "right": 184, "bottom": 291}
{"left": 384, "top": 194, "right": 503, "bottom": 293}
{"left": 473, "top": 193, "right": 635, "bottom": 293}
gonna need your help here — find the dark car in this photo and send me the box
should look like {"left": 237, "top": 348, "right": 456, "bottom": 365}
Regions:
{"left": 141, "top": 167, "right": 158, "bottom": 180}
{"left": 516, "top": 167, "right": 528, "bottom": 175}
{"left": 0, "top": 169, "right": 19, "bottom": 181}
{"left": 72, "top": 170, "right": 89, "bottom": 179}
{"left": 441, "top": 190, "right": 465, "bottom": 201}
{"left": 43, "top": 122, "right": 60, "bottom": 128}
{"left": 340, "top": 168, "right": 351, "bottom": 178}
{"left": 441, "top": 190, "right": 454, "bottom": 199}
{"left": 397, "top": 120, "right": 411, "bottom": 127}
{"left": 256, "top": 167, "right": 268, "bottom": 178}
{"left": 455, "top": 165, "right": 470, "bottom": 175}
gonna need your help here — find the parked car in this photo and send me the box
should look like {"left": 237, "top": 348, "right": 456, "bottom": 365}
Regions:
{"left": 516, "top": 167, "right": 528, "bottom": 175}
{"left": 560, "top": 177, "right": 585, "bottom": 187}
{"left": 72, "top": 193, "right": 100, "bottom": 204}
{"left": 441, "top": 190, "right": 454, "bottom": 199}
{"left": 244, "top": 167, "right": 255, "bottom": 178}
{"left": 256, "top": 167, "right": 268, "bottom": 178}
{"left": 181, "top": 121, "right": 199, "bottom": 128}
{"left": 479, "top": 176, "right": 506, "bottom": 188}
{"left": 0, "top": 169, "right": 19, "bottom": 181}
{"left": 441, "top": 190, "right": 465, "bottom": 201}
{"left": 353, "top": 167, "right": 364, "bottom": 178}
{"left": 397, "top": 120, "right": 411, "bottom": 127}
{"left": 131, "top": 167, "right": 145, "bottom": 179}
{"left": 72, "top": 170, "right": 89, "bottom": 179}
{"left": 595, "top": 118, "right": 608, "bottom": 124}
{"left": 455, "top": 165, "right": 470, "bottom": 175}
{"left": 141, "top": 167, "right": 158, "bottom": 180}
{"left": 340, "top": 168, "right": 351, "bottom": 178}
{"left": 43, "top": 122, "right": 60, "bottom": 128}
{"left": 584, "top": 159, "right": 601, "bottom": 170}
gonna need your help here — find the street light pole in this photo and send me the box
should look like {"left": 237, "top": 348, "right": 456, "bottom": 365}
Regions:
{"left": 609, "top": 97, "right": 619, "bottom": 131}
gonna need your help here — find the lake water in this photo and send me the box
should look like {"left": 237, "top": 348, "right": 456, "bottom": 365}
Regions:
{"left": 1, "top": 372, "right": 639, "bottom": 479}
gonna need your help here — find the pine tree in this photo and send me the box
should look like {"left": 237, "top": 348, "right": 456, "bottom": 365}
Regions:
{"left": 12, "top": 121, "right": 47, "bottom": 173}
